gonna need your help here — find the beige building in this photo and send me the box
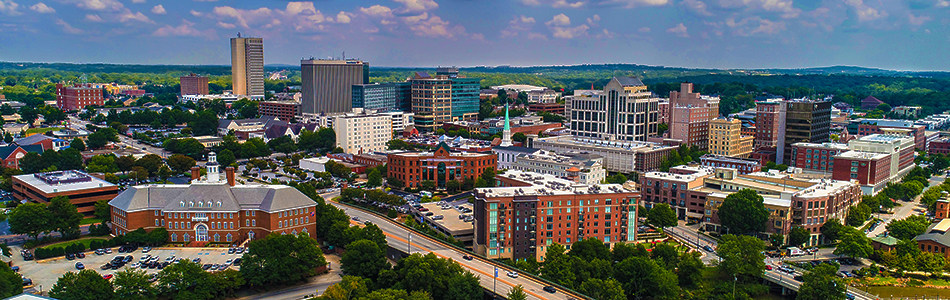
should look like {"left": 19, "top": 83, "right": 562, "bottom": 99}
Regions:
{"left": 567, "top": 77, "right": 660, "bottom": 142}
{"left": 708, "top": 118, "right": 754, "bottom": 157}
{"left": 230, "top": 35, "right": 264, "bottom": 99}
{"left": 333, "top": 109, "right": 393, "bottom": 154}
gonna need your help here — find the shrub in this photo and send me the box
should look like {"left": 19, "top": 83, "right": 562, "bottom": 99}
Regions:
{"left": 387, "top": 210, "right": 398, "bottom": 218}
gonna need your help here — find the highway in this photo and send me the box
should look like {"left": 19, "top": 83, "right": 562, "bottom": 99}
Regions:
{"left": 763, "top": 257, "right": 879, "bottom": 300}
{"left": 322, "top": 191, "right": 587, "bottom": 300}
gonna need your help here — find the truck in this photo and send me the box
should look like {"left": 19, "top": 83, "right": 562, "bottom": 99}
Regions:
{"left": 787, "top": 247, "right": 806, "bottom": 256}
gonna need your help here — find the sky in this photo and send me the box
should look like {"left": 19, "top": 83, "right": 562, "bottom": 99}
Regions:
{"left": 0, "top": 0, "right": 947, "bottom": 70}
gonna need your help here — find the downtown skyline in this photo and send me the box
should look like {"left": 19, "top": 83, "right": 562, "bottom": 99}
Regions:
{"left": 0, "top": 0, "right": 946, "bottom": 70}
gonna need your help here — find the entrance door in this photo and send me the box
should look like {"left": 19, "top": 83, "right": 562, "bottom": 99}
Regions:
{"left": 195, "top": 224, "right": 209, "bottom": 242}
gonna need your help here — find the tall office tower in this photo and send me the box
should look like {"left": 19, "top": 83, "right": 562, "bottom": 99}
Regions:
{"left": 301, "top": 59, "right": 370, "bottom": 115}
{"left": 668, "top": 82, "right": 719, "bottom": 149}
{"left": 783, "top": 99, "right": 832, "bottom": 164}
{"left": 352, "top": 82, "right": 412, "bottom": 112}
{"left": 409, "top": 70, "right": 480, "bottom": 132}
{"left": 230, "top": 34, "right": 264, "bottom": 99}
{"left": 567, "top": 77, "right": 659, "bottom": 141}
{"left": 180, "top": 73, "right": 209, "bottom": 95}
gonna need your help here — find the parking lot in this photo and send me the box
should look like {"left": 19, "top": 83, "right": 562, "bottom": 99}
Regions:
{"left": 15, "top": 246, "right": 244, "bottom": 290}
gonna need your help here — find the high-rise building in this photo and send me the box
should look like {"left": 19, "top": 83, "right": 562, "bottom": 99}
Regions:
{"left": 754, "top": 98, "right": 787, "bottom": 153}
{"left": 180, "top": 73, "right": 209, "bottom": 95}
{"left": 783, "top": 99, "right": 832, "bottom": 164}
{"left": 567, "top": 77, "right": 660, "bottom": 141}
{"left": 708, "top": 118, "right": 754, "bottom": 157}
{"left": 352, "top": 82, "right": 411, "bottom": 112}
{"left": 230, "top": 35, "right": 264, "bottom": 99}
{"left": 56, "top": 83, "right": 104, "bottom": 110}
{"left": 409, "top": 71, "right": 480, "bottom": 132}
{"left": 333, "top": 109, "right": 393, "bottom": 154}
{"left": 668, "top": 83, "right": 719, "bottom": 149}
{"left": 301, "top": 59, "right": 370, "bottom": 116}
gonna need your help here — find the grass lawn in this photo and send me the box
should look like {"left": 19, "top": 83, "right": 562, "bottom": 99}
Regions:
{"left": 80, "top": 218, "right": 103, "bottom": 225}
{"left": 24, "top": 127, "right": 63, "bottom": 136}
{"left": 41, "top": 237, "right": 108, "bottom": 249}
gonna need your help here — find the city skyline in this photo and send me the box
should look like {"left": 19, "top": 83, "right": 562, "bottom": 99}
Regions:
{"left": 0, "top": 0, "right": 946, "bottom": 70}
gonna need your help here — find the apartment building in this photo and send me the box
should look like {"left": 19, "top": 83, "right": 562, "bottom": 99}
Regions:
{"left": 754, "top": 98, "right": 787, "bottom": 162}
{"left": 56, "top": 83, "right": 104, "bottom": 111}
{"left": 301, "top": 59, "right": 370, "bottom": 115}
{"left": 387, "top": 142, "right": 497, "bottom": 189}
{"left": 333, "top": 109, "right": 393, "bottom": 154}
{"left": 708, "top": 118, "right": 753, "bottom": 157}
{"left": 259, "top": 100, "right": 300, "bottom": 122}
{"left": 230, "top": 35, "right": 265, "bottom": 99}
{"left": 180, "top": 74, "right": 209, "bottom": 95}
{"left": 506, "top": 150, "right": 605, "bottom": 185}
{"left": 410, "top": 69, "right": 480, "bottom": 132}
{"left": 668, "top": 83, "right": 720, "bottom": 149}
{"left": 783, "top": 99, "right": 832, "bottom": 163}
{"left": 789, "top": 142, "right": 849, "bottom": 173}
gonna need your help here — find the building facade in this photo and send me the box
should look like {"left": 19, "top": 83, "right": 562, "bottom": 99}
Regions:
{"left": 230, "top": 35, "right": 264, "bottom": 99}
{"left": 567, "top": 77, "right": 660, "bottom": 142}
{"left": 507, "top": 150, "right": 606, "bottom": 185}
{"left": 789, "top": 142, "right": 849, "bottom": 173}
{"left": 180, "top": 74, "right": 209, "bottom": 95}
{"left": 699, "top": 155, "right": 761, "bottom": 174}
{"left": 527, "top": 103, "right": 565, "bottom": 115}
{"left": 930, "top": 137, "right": 950, "bottom": 156}
{"left": 668, "top": 83, "right": 720, "bottom": 149}
{"left": 259, "top": 100, "right": 300, "bottom": 122}
{"left": 333, "top": 109, "right": 393, "bottom": 154}
{"left": 301, "top": 59, "right": 370, "bottom": 115}
{"left": 708, "top": 118, "right": 753, "bottom": 157}
{"left": 56, "top": 83, "right": 104, "bottom": 111}
{"left": 783, "top": 99, "right": 832, "bottom": 164}
{"left": 847, "top": 119, "right": 927, "bottom": 150}
{"left": 473, "top": 170, "right": 638, "bottom": 261}
{"left": 410, "top": 70, "right": 480, "bottom": 132}
{"left": 532, "top": 135, "right": 676, "bottom": 173}
{"left": 352, "top": 82, "right": 412, "bottom": 112}
{"left": 754, "top": 99, "right": 787, "bottom": 162}
{"left": 834, "top": 133, "right": 916, "bottom": 194}
{"left": 831, "top": 151, "right": 891, "bottom": 193}
{"left": 13, "top": 171, "right": 119, "bottom": 218}
{"left": 387, "top": 143, "right": 497, "bottom": 189}
{"left": 527, "top": 89, "right": 560, "bottom": 103}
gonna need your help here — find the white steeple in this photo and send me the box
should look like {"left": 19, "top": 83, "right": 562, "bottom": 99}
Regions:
{"left": 500, "top": 99, "right": 513, "bottom": 147}
{"left": 206, "top": 152, "right": 220, "bottom": 183}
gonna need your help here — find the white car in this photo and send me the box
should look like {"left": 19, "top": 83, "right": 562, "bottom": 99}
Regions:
{"left": 507, "top": 271, "right": 519, "bottom": 278}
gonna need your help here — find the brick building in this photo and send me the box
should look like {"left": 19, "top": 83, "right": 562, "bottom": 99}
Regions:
{"left": 708, "top": 118, "right": 753, "bottom": 157}
{"left": 259, "top": 100, "right": 300, "bottom": 122}
{"left": 108, "top": 154, "right": 317, "bottom": 243}
{"left": 847, "top": 119, "right": 927, "bottom": 150}
{"left": 0, "top": 144, "right": 43, "bottom": 169}
{"left": 831, "top": 151, "right": 891, "bottom": 192}
{"left": 915, "top": 219, "right": 950, "bottom": 260}
{"left": 789, "top": 142, "right": 849, "bottom": 172}
{"left": 699, "top": 155, "right": 761, "bottom": 174}
{"left": 13, "top": 170, "right": 119, "bottom": 217}
{"left": 930, "top": 137, "right": 950, "bottom": 156}
{"left": 56, "top": 83, "right": 104, "bottom": 111}
{"left": 527, "top": 103, "right": 565, "bottom": 115}
{"left": 180, "top": 74, "right": 209, "bottom": 95}
{"left": 473, "top": 170, "right": 638, "bottom": 261}
{"left": 753, "top": 98, "right": 786, "bottom": 162}
{"left": 668, "top": 83, "right": 719, "bottom": 149}
{"left": 387, "top": 142, "right": 497, "bottom": 190}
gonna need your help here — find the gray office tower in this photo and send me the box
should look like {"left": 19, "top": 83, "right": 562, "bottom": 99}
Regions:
{"left": 352, "top": 82, "right": 412, "bottom": 112}
{"left": 301, "top": 59, "right": 370, "bottom": 115}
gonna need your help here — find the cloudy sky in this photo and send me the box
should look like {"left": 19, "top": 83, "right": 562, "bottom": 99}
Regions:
{"left": 0, "top": 0, "right": 946, "bottom": 70}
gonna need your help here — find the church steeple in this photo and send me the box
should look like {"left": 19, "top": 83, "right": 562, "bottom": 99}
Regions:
{"left": 500, "top": 99, "right": 513, "bottom": 147}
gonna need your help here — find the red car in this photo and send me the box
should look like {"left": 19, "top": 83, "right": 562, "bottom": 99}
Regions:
{"left": 765, "top": 265, "right": 773, "bottom": 270}
{"left": 102, "top": 274, "right": 113, "bottom": 280}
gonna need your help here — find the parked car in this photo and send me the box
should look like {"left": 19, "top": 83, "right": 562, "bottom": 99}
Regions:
{"left": 192, "top": 258, "right": 201, "bottom": 263}
{"left": 11, "top": 266, "right": 18, "bottom": 272}
{"left": 100, "top": 263, "right": 112, "bottom": 270}
{"left": 76, "top": 252, "right": 85, "bottom": 259}
{"left": 75, "top": 262, "right": 84, "bottom": 270}
{"left": 142, "top": 247, "right": 151, "bottom": 253}
{"left": 66, "top": 253, "right": 76, "bottom": 260}
{"left": 102, "top": 274, "right": 113, "bottom": 280}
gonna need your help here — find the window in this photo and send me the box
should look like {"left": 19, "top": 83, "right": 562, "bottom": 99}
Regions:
{"left": 226, "top": 233, "right": 232, "bottom": 242}
{"left": 252, "top": 220, "right": 256, "bottom": 226}
{"left": 155, "top": 220, "right": 159, "bottom": 226}
{"left": 171, "top": 234, "right": 177, "bottom": 242}
{"left": 246, "top": 220, "right": 250, "bottom": 226}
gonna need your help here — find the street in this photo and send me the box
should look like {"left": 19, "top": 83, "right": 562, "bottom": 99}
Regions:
{"left": 866, "top": 173, "right": 944, "bottom": 238}
{"left": 665, "top": 224, "right": 721, "bottom": 265}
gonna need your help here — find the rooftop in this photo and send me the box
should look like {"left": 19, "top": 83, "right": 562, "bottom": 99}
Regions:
{"left": 14, "top": 170, "right": 116, "bottom": 194}
{"left": 109, "top": 182, "right": 315, "bottom": 213}
{"left": 419, "top": 202, "right": 474, "bottom": 234}
{"left": 791, "top": 142, "right": 849, "bottom": 150}
{"left": 536, "top": 136, "right": 676, "bottom": 152}
{"left": 857, "top": 134, "right": 912, "bottom": 143}
{"left": 477, "top": 170, "right": 632, "bottom": 198}
{"left": 836, "top": 150, "right": 890, "bottom": 160}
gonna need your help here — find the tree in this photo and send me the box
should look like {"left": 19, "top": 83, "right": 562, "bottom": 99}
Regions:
{"left": 241, "top": 233, "right": 327, "bottom": 287}
{"left": 796, "top": 264, "right": 846, "bottom": 300}
{"left": 367, "top": 169, "right": 383, "bottom": 188}
{"left": 341, "top": 239, "right": 390, "bottom": 281}
{"left": 156, "top": 260, "right": 216, "bottom": 300}
{"left": 217, "top": 149, "right": 236, "bottom": 168}
{"left": 70, "top": 138, "right": 86, "bottom": 151}
{"left": 316, "top": 127, "right": 337, "bottom": 153}
{"left": 7, "top": 202, "right": 51, "bottom": 240}
{"left": 0, "top": 262, "right": 21, "bottom": 298}
{"left": 718, "top": 189, "right": 769, "bottom": 235}
{"left": 19, "top": 152, "right": 45, "bottom": 174}
{"left": 789, "top": 226, "right": 811, "bottom": 247}
{"left": 886, "top": 215, "right": 931, "bottom": 240}
{"left": 821, "top": 219, "right": 844, "bottom": 242}
{"left": 130, "top": 166, "right": 148, "bottom": 183}
{"left": 833, "top": 227, "right": 873, "bottom": 258}
{"left": 59, "top": 148, "right": 85, "bottom": 171}
{"left": 166, "top": 154, "right": 197, "bottom": 175}
{"left": 507, "top": 285, "right": 528, "bottom": 300}
{"left": 188, "top": 110, "right": 219, "bottom": 136}
{"left": 480, "top": 167, "right": 496, "bottom": 187}
{"left": 321, "top": 275, "right": 371, "bottom": 300}
{"left": 716, "top": 234, "right": 766, "bottom": 281}
{"left": 267, "top": 135, "right": 298, "bottom": 154}
{"left": 613, "top": 256, "right": 678, "bottom": 300}
{"left": 116, "top": 155, "right": 136, "bottom": 174}
{"left": 86, "top": 127, "right": 119, "bottom": 149}
{"left": 769, "top": 233, "right": 785, "bottom": 248}
{"left": 49, "top": 270, "right": 116, "bottom": 300}
{"left": 568, "top": 238, "right": 612, "bottom": 261}
{"left": 134, "top": 154, "right": 164, "bottom": 176}
{"left": 646, "top": 203, "right": 677, "bottom": 230}
{"left": 157, "top": 165, "right": 172, "bottom": 182}
{"left": 577, "top": 278, "right": 626, "bottom": 300}
{"left": 420, "top": 180, "right": 436, "bottom": 191}
{"left": 166, "top": 138, "right": 205, "bottom": 160}
{"left": 846, "top": 203, "right": 871, "bottom": 226}
{"left": 379, "top": 253, "right": 481, "bottom": 300}
{"left": 541, "top": 243, "right": 575, "bottom": 287}
{"left": 512, "top": 132, "right": 527, "bottom": 143}
{"left": 113, "top": 269, "right": 157, "bottom": 300}
{"left": 2, "top": 133, "right": 11, "bottom": 144}
{"left": 48, "top": 196, "right": 83, "bottom": 238}
{"left": 677, "top": 252, "right": 705, "bottom": 288}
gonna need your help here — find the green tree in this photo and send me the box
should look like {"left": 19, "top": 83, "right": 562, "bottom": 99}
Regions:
{"left": 113, "top": 269, "right": 157, "bottom": 300}
{"left": 267, "top": 135, "right": 298, "bottom": 154}
{"left": 316, "top": 127, "right": 337, "bottom": 153}
{"left": 886, "top": 215, "right": 931, "bottom": 240}
{"left": 716, "top": 234, "right": 766, "bottom": 280}
{"left": 241, "top": 233, "right": 327, "bottom": 287}
{"left": 48, "top": 196, "right": 83, "bottom": 238}
{"left": 379, "top": 253, "right": 481, "bottom": 300}
{"left": 846, "top": 203, "right": 871, "bottom": 227}
{"left": 133, "top": 154, "right": 164, "bottom": 176}
{"left": 917, "top": 251, "right": 947, "bottom": 275}
{"left": 156, "top": 260, "right": 216, "bottom": 300}
{"left": 0, "top": 263, "right": 22, "bottom": 298}
{"left": 188, "top": 110, "right": 219, "bottom": 136}
{"left": 789, "top": 226, "right": 811, "bottom": 247}
{"left": 8, "top": 202, "right": 52, "bottom": 240}
{"left": 367, "top": 169, "right": 383, "bottom": 188}
{"left": 769, "top": 233, "right": 785, "bottom": 248}
{"left": 2, "top": 133, "right": 11, "bottom": 144}
{"left": 341, "top": 239, "right": 390, "bottom": 281}
{"left": 59, "top": 148, "right": 84, "bottom": 171}
{"left": 677, "top": 252, "right": 705, "bottom": 288}
{"left": 116, "top": 155, "right": 136, "bottom": 173}
{"left": 86, "top": 127, "right": 119, "bottom": 149}
{"left": 796, "top": 264, "right": 846, "bottom": 300}
{"left": 833, "top": 227, "right": 873, "bottom": 258}
{"left": 157, "top": 165, "right": 172, "bottom": 182}
{"left": 217, "top": 149, "right": 236, "bottom": 168}
{"left": 512, "top": 132, "right": 527, "bottom": 143}
{"left": 568, "top": 238, "right": 612, "bottom": 261}
{"left": 541, "top": 243, "right": 575, "bottom": 287}
{"left": 507, "top": 285, "right": 528, "bottom": 300}
{"left": 49, "top": 270, "right": 116, "bottom": 300}
{"left": 577, "top": 278, "right": 626, "bottom": 300}
{"left": 420, "top": 180, "right": 436, "bottom": 191}
{"left": 479, "top": 167, "right": 496, "bottom": 187}
{"left": 821, "top": 219, "right": 844, "bottom": 242}
{"left": 606, "top": 173, "right": 627, "bottom": 184}
{"left": 613, "top": 256, "right": 678, "bottom": 300}
{"left": 647, "top": 203, "right": 678, "bottom": 230}
{"left": 321, "top": 275, "right": 371, "bottom": 300}
{"left": 166, "top": 154, "right": 197, "bottom": 175}
{"left": 70, "top": 138, "right": 86, "bottom": 151}
{"left": 718, "top": 189, "right": 769, "bottom": 235}
{"left": 19, "top": 152, "right": 45, "bottom": 174}
{"left": 86, "top": 154, "right": 118, "bottom": 173}
{"left": 165, "top": 138, "right": 205, "bottom": 160}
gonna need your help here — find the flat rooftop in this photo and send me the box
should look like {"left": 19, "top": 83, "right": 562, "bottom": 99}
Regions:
{"left": 791, "top": 142, "right": 849, "bottom": 150}
{"left": 14, "top": 170, "right": 116, "bottom": 194}
{"left": 536, "top": 136, "right": 676, "bottom": 152}
{"left": 858, "top": 134, "right": 912, "bottom": 143}
{"left": 477, "top": 170, "right": 633, "bottom": 198}
{"left": 836, "top": 150, "right": 890, "bottom": 160}
{"left": 419, "top": 202, "right": 474, "bottom": 235}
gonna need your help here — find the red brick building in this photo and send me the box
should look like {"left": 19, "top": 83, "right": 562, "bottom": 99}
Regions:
{"left": 109, "top": 161, "right": 317, "bottom": 243}
{"left": 260, "top": 100, "right": 301, "bottom": 122}
{"left": 0, "top": 144, "right": 43, "bottom": 169}
{"left": 527, "top": 103, "right": 565, "bottom": 115}
{"left": 668, "top": 83, "right": 719, "bottom": 149}
{"left": 13, "top": 170, "right": 119, "bottom": 217}
{"left": 852, "top": 120, "right": 927, "bottom": 150}
{"left": 789, "top": 142, "right": 849, "bottom": 172}
{"left": 915, "top": 219, "right": 950, "bottom": 260}
{"left": 753, "top": 99, "right": 786, "bottom": 152}
{"left": 474, "top": 170, "right": 639, "bottom": 261}
{"left": 831, "top": 151, "right": 891, "bottom": 191}
{"left": 387, "top": 142, "right": 496, "bottom": 190}
{"left": 180, "top": 74, "right": 209, "bottom": 95}
{"left": 56, "top": 83, "right": 104, "bottom": 111}
{"left": 929, "top": 137, "right": 950, "bottom": 156}
{"left": 699, "top": 155, "right": 761, "bottom": 174}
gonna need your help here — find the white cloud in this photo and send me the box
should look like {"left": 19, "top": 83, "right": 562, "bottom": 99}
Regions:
{"left": 596, "top": 28, "right": 615, "bottom": 38}
{"left": 190, "top": 10, "right": 202, "bottom": 17}
{"left": 84, "top": 14, "right": 103, "bottom": 22}
{"left": 666, "top": 22, "right": 688, "bottom": 37}
{"left": 74, "top": 0, "right": 124, "bottom": 11}
{"left": 718, "top": 0, "right": 800, "bottom": 18}
{"left": 545, "top": 13, "right": 571, "bottom": 26}
{"left": 586, "top": 14, "right": 600, "bottom": 25}
{"left": 118, "top": 9, "right": 151, "bottom": 23}
{"left": 607, "top": 0, "right": 669, "bottom": 8}
{"left": 151, "top": 4, "right": 165, "bottom": 14}
{"left": 336, "top": 11, "right": 351, "bottom": 23}
{"left": 403, "top": 12, "right": 428, "bottom": 23}
{"left": 527, "top": 32, "right": 547, "bottom": 40}
{"left": 550, "top": 24, "right": 589, "bottom": 38}
{"left": 938, "top": 0, "right": 949, "bottom": 8}
{"left": 0, "top": 0, "right": 21, "bottom": 16}
{"left": 392, "top": 0, "right": 438, "bottom": 13}
{"left": 725, "top": 16, "right": 785, "bottom": 35}
{"left": 407, "top": 14, "right": 466, "bottom": 38}
{"left": 471, "top": 33, "right": 485, "bottom": 41}
{"left": 639, "top": 26, "right": 651, "bottom": 32}
{"left": 56, "top": 19, "right": 84, "bottom": 34}
{"left": 681, "top": 0, "right": 712, "bottom": 16}
{"left": 843, "top": 0, "right": 887, "bottom": 21}
{"left": 501, "top": 15, "right": 536, "bottom": 37}
{"left": 30, "top": 2, "right": 54, "bottom": 13}
{"left": 212, "top": 6, "right": 273, "bottom": 29}
{"left": 908, "top": 13, "right": 930, "bottom": 26}
{"left": 521, "top": 0, "right": 585, "bottom": 8}
{"left": 154, "top": 20, "right": 215, "bottom": 38}
{"left": 216, "top": 21, "right": 235, "bottom": 28}
{"left": 362, "top": 27, "right": 379, "bottom": 33}
{"left": 360, "top": 5, "right": 393, "bottom": 18}
{"left": 131, "top": 0, "right": 144, "bottom": 3}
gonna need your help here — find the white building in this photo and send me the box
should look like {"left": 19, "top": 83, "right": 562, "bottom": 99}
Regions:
{"left": 527, "top": 89, "right": 560, "bottom": 104}
{"left": 490, "top": 84, "right": 547, "bottom": 93}
{"left": 379, "top": 111, "right": 415, "bottom": 133}
{"left": 299, "top": 157, "right": 331, "bottom": 172}
{"left": 333, "top": 109, "right": 393, "bottom": 154}
{"left": 180, "top": 94, "right": 241, "bottom": 106}
{"left": 508, "top": 150, "right": 606, "bottom": 185}
{"left": 847, "top": 132, "right": 915, "bottom": 180}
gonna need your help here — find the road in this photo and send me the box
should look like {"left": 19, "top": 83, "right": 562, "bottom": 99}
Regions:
{"left": 322, "top": 191, "right": 584, "bottom": 300}
{"left": 762, "top": 257, "right": 879, "bottom": 300}
{"left": 67, "top": 116, "right": 166, "bottom": 157}
{"left": 665, "top": 225, "right": 720, "bottom": 265}
{"left": 866, "top": 173, "right": 944, "bottom": 238}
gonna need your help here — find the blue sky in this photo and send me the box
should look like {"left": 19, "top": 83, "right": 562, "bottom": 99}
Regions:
{"left": 0, "top": 0, "right": 946, "bottom": 70}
